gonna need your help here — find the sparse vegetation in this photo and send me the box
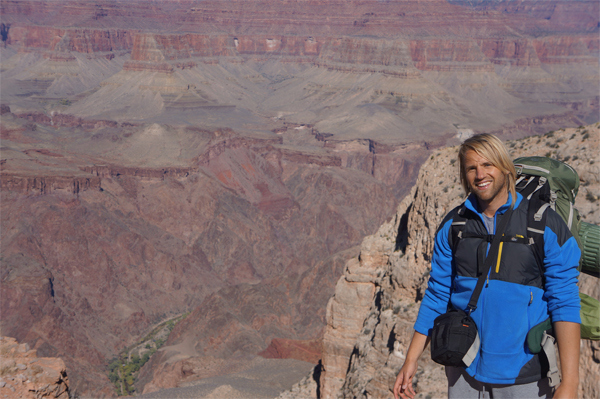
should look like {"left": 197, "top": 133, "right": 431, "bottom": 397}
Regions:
{"left": 108, "top": 313, "right": 189, "bottom": 396}
{"left": 586, "top": 192, "right": 597, "bottom": 203}
{"left": 59, "top": 99, "right": 72, "bottom": 106}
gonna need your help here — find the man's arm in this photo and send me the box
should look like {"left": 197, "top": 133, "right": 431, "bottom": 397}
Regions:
{"left": 552, "top": 321, "right": 580, "bottom": 399}
{"left": 393, "top": 331, "right": 430, "bottom": 399}
{"left": 540, "top": 211, "right": 581, "bottom": 397}
{"left": 394, "top": 212, "right": 455, "bottom": 399}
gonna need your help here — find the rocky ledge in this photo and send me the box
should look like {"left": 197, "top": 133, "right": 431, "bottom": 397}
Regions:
{"left": 0, "top": 336, "right": 69, "bottom": 399}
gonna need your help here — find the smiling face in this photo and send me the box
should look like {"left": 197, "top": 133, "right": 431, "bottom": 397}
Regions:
{"left": 463, "top": 149, "right": 509, "bottom": 217}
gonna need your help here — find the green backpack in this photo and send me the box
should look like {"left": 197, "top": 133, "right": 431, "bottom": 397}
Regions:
{"left": 514, "top": 156, "right": 600, "bottom": 342}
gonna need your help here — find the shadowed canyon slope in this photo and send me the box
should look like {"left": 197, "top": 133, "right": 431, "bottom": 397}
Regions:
{"left": 0, "top": 0, "right": 598, "bottom": 396}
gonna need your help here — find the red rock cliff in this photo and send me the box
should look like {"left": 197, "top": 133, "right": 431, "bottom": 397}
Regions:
{"left": 7, "top": 25, "right": 134, "bottom": 53}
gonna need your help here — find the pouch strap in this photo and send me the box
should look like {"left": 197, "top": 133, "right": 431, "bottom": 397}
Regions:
{"left": 467, "top": 206, "right": 514, "bottom": 314}
{"left": 462, "top": 331, "right": 480, "bottom": 368}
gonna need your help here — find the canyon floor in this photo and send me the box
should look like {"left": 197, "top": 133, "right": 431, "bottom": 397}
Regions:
{"left": 139, "top": 358, "right": 314, "bottom": 399}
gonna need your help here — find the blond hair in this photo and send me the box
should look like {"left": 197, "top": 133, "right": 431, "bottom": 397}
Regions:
{"left": 458, "top": 133, "right": 517, "bottom": 206}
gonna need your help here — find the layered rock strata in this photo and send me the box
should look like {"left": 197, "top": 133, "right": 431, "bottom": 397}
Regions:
{"left": 1, "top": 1, "right": 597, "bottom": 131}
{"left": 1, "top": 111, "right": 430, "bottom": 395}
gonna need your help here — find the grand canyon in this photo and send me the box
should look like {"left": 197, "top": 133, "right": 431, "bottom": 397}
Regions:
{"left": 0, "top": 0, "right": 598, "bottom": 397}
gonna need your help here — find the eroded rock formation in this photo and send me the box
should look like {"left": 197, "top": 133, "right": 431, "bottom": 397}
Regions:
{"left": 0, "top": 336, "right": 69, "bottom": 399}
{"left": 1, "top": 110, "right": 429, "bottom": 395}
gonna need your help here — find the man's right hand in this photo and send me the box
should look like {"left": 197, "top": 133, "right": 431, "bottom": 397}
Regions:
{"left": 393, "top": 359, "right": 418, "bottom": 399}
{"left": 392, "top": 331, "right": 429, "bottom": 399}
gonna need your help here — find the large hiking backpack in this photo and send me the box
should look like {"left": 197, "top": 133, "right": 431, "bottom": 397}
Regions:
{"left": 514, "top": 156, "right": 600, "bottom": 341}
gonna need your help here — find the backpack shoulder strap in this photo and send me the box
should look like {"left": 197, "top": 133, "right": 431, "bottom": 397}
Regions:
{"left": 522, "top": 178, "right": 551, "bottom": 272}
{"left": 448, "top": 203, "right": 494, "bottom": 277}
{"left": 448, "top": 203, "right": 468, "bottom": 252}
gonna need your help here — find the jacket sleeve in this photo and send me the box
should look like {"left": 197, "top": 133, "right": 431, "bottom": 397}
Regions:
{"left": 542, "top": 210, "right": 581, "bottom": 323}
{"left": 414, "top": 215, "right": 454, "bottom": 336}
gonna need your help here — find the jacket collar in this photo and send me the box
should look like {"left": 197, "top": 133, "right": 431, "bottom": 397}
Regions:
{"left": 464, "top": 191, "right": 522, "bottom": 217}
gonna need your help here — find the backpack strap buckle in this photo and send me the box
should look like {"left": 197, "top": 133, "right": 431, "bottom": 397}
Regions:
{"left": 541, "top": 332, "right": 561, "bottom": 388}
{"left": 515, "top": 164, "right": 524, "bottom": 175}
{"left": 534, "top": 203, "right": 552, "bottom": 221}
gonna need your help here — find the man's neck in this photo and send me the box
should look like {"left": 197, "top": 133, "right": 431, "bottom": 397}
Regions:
{"left": 478, "top": 191, "right": 509, "bottom": 217}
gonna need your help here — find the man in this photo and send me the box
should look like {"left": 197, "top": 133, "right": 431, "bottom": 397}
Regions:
{"left": 393, "top": 134, "right": 581, "bottom": 399}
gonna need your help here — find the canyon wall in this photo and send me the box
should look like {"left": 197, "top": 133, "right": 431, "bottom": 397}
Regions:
{"left": 0, "top": 111, "right": 426, "bottom": 395}
{"left": 6, "top": 25, "right": 597, "bottom": 72}
{"left": 1, "top": 0, "right": 597, "bottom": 135}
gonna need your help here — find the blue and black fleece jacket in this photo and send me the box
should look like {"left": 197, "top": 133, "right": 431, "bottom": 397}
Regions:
{"left": 414, "top": 192, "right": 581, "bottom": 384}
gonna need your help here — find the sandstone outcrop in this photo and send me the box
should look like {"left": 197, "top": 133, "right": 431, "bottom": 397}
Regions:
{"left": 0, "top": 336, "right": 69, "bottom": 399}
{"left": 312, "top": 124, "right": 600, "bottom": 398}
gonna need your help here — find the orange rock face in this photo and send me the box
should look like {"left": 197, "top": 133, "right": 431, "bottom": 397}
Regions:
{"left": 0, "top": 337, "right": 69, "bottom": 399}
{"left": 7, "top": 26, "right": 133, "bottom": 53}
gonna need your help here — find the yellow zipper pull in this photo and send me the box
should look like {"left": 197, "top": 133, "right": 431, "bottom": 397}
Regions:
{"left": 496, "top": 234, "right": 504, "bottom": 273}
{"left": 529, "top": 291, "right": 533, "bottom": 305}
